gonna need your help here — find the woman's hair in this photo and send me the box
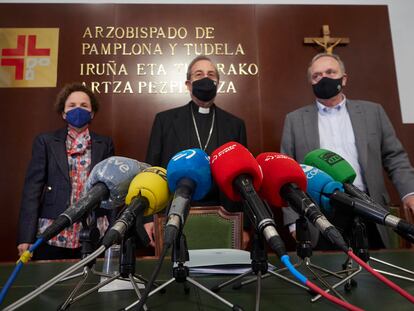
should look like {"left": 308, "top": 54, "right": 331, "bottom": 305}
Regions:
{"left": 54, "top": 83, "right": 99, "bottom": 113}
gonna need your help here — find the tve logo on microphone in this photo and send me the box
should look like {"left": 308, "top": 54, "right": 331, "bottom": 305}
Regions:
{"left": 107, "top": 157, "right": 132, "bottom": 173}
{"left": 0, "top": 28, "right": 59, "bottom": 87}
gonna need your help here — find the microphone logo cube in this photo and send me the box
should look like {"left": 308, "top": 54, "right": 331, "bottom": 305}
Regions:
{"left": 319, "top": 152, "right": 344, "bottom": 166}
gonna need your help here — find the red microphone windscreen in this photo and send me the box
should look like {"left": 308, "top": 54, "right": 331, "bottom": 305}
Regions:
{"left": 210, "top": 142, "right": 263, "bottom": 201}
{"left": 256, "top": 152, "right": 307, "bottom": 207}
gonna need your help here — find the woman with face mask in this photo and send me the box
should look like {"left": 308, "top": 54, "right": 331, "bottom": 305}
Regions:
{"left": 17, "top": 83, "right": 114, "bottom": 260}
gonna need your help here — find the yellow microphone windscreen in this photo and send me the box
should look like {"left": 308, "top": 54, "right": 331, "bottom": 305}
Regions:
{"left": 125, "top": 166, "right": 170, "bottom": 216}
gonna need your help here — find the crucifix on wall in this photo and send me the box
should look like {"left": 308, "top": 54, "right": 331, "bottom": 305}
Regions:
{"left": 304, "top": 25, "right": 350, "bottom": 54}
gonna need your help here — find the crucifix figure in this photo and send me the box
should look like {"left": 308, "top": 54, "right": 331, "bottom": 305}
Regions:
{"left": 304, "top": 25, "right": 350, "bottom": 54}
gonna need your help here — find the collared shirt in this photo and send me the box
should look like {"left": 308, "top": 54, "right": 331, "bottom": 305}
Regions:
{"left": 37, "top": 127, "right": 108, "bottom": 249}
{"left": 317, "top": 95, "right": 366, "bottom": 192}
{"left": 289, "top": 96, "right": 367, "bottom": 234}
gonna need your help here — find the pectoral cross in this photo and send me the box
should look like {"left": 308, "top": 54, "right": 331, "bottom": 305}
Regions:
{"left": 304, "top": 25, "right": 350, "bottom": 54}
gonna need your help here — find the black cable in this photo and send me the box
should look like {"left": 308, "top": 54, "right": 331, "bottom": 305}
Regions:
{"left": 133, "top": 243, "right": 170, "bottom": 310}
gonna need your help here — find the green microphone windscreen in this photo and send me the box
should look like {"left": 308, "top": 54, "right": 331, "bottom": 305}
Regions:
{"left": 304, "top": 149, "right": 356, "bottom": 183}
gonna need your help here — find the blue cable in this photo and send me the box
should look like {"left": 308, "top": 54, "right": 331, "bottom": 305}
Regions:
{"left": 281, "top": 254, "right": 307, "bottom": 285}
{"left": 0, "top": 262, "right": 23, "bottom": 305}
{"left": 0, "top": 238, "right": 44, "bottom": 306}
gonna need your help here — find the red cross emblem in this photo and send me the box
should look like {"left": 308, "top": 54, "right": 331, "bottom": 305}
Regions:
{"left": 1, "top": 35, "right": 51, "bottom": 80}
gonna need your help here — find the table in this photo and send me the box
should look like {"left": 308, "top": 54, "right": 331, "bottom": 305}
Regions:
{"left": 1, "top": 250, "right": 414, "bottom": 310}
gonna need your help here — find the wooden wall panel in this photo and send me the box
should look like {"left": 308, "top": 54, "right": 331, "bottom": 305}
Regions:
{"left": 0, "top": 4, "right": 409, "bottom": 261}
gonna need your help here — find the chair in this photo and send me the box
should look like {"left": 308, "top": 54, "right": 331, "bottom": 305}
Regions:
{"left": 153, "top": 206, "right": 243, "bottom": 257}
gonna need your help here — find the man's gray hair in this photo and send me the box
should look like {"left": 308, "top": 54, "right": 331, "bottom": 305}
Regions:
{"left": 307, "top": 53, "right": 346, "bottom": 81}
{"left": 186, "top": 55, "right": 220, "bottom": 81}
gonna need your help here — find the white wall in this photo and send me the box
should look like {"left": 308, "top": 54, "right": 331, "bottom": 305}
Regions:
{"left": 2, "top": 0, "right": 413, "bottom": 123}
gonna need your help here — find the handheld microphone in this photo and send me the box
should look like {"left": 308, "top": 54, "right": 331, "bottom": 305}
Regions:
{"left": 163, "top": 148, "right": 212, "bottom": 247}
{"left": 40, "top": 157, "right": 148, "bottom": 241}
{"left": 303, "top": 164, "right": 414, "bottom": 237}
{"left": 210, "top": 142, "right": 286, "bottom": 257}
{"left": 256, "top": 153, "right": 347, "bottom": 251}
{"left": 102, "top": 167, "right": 170, "bottom": 248}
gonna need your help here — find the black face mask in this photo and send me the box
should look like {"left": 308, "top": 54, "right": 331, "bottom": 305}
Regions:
{"left": 312, "top": 77, "right": 343, "bottom": 99}
{"left": 192, "top": 77, "right": 217, "bottom": 102}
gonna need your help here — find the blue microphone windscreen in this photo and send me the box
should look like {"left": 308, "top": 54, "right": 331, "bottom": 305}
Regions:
{"left": 301, "top": 164, "right": 343, "bottom": 213}
{"left": 167, "top": 148, "right": 212, "bottom": 201}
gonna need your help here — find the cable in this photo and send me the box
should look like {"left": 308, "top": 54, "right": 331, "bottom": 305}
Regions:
{"left": 133, "top": 243, "right": 170, "bottom": 310}
{"left": 0, "top": 238, "right": 43, "bottom": 306}
{"left": 280, "top": 255, "right": 364, "bottom": 311}
{"left": 305, "top": 281, "right": 363, "bottom": 311}
{"left": 347, "top": 250, "right": 414, "bottom": 304}
{"left": 3, "top": 245, "right": 106, "bottom": 311}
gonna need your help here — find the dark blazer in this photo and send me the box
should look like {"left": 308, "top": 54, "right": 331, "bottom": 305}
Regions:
{"left": 146, "top": 101, "right": 247, "bottom": 168}
{"left": 145, "top": 101, "right": 247, "bottom": 216}
{"left": 280, "top": 99, "right": 414, "bottom": 248}
{"left": 17, "top": 128, "right": 114, "bottom": 244}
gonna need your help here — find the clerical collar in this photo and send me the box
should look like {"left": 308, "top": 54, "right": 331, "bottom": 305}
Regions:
{"left": 191, "top": 101, "right": 214, "bottom": 115}
{"left": 199, "top": 106, "right": 210, "bottom": 114}
{"left": 190, "top": 102, "right": 216, "bottom": 151}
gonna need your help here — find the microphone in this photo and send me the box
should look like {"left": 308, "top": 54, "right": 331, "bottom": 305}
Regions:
{"left": 300, "top": 164, "right": 344, "bottom": 215}
{"left": 210, "top": 142, "right": 286, "bottom": 257}
{"left": 301, "top": 163, "right": 355, "bottom": 236}
{"left": 163, "top": 148, "right": 212, "bottom": 247}
{"left": 302, "top": 164, "right": 414, "bottom": 237}
{"left": 304, "top": 148, "right": 378, "bottom": 205}
{"left": 101, "top": 166, "right": 170, "bottom": 248}
{"left": 39, "top": 157, "right": 148, "bottom": 241}
{"left": 304, "top": 149, "right": 414, "bottom": 238}
{"left": 256, "top": 153, "right": 347, "bottom": 251}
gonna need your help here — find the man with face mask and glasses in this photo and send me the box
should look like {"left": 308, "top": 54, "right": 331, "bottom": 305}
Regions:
{"left": 146, "top": 55, "right": 249, "bottom": 247}
{"left": 280, "top": 53, "right": 414, "bottom": 250}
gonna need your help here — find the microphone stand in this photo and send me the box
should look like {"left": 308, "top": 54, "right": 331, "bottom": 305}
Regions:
{"left": 369, "top": 257, "right": 414, "bottom": 282}
{"left": 210, "top": 230, "right": 307, "bottom": 311}
{"left": 57, "top": 211, "right": 103, "bottom": 310}
{"left": 361, "top": 223, "right": 414, "bottom": 283}
{"left": 307, "top": 216, "right": 363, "bottom": 303}
{"left": 230, "top": 216, "right": 361, "bottom": 305}
{"left": 296, "top": 216, "right": 357, "bottom": 303}
{"left": 57, "top": 213, "right": 162, "bottom": 310}
{"left": 4, "top": 211, "right": 108, "bottom": 311}
{"left": 343, "top": 184, "right": 414, "bottom": 282}
{"left": 123, "top": 230, "right": 243, "bottom": 311}
{"left": 368, "top": 226, "right": 414, "bottom": 282}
